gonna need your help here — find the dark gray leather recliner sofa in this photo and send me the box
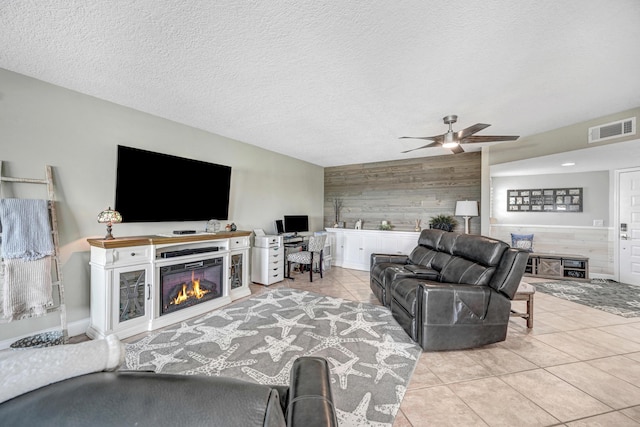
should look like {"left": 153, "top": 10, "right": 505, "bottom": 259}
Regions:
{"left": 0, "top": 356, "right": 337, "bottom": 427}
{"left": 370, "top": 229, "right": 529, "bottom": 351}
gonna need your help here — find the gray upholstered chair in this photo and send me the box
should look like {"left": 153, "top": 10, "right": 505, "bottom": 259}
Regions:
{"left": 286, "top": 234, "right": 327, "bottom": 282}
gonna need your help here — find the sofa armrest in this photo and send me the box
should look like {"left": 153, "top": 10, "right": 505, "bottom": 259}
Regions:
{"left": 404, "top": 264, "right": 438, "bottom": 279}
{"left": 370, "top": 253, "right": 409, "bottom": 270}
{"left": 287, "top": 357, "right": 337, "bottom": 427}
{"left": 416, "top": 282, "right": 511, "bottom": 325}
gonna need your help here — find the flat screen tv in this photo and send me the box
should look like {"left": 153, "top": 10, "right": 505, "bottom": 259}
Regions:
{"left": 115, "top": 145, "right": 232, "bottom": 222}
{"left": 284, "top": 215, "right": 309, "bottom": 234}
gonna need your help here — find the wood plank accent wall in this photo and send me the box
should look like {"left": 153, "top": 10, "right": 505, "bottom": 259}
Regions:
{"left": 324, "top": 152, "right": 481, "bottom": 232}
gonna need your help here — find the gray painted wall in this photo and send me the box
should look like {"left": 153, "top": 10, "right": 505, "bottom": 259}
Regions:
{"left": 0, "top": 69, "right": 324, "bottom": 344}
{"left": 491, "top": 171, "right": 610, "bottom": 226}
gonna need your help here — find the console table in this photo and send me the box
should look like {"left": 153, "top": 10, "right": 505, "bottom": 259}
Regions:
{"left": 86, "top": 231, "right": 251, "bottom": 340}
{"left": 525, "top": 253, "right": 589, "bottom": 281}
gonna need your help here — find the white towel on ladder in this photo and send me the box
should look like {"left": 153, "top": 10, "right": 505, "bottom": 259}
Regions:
{"left": 1, "top": 257, "right": 54, "bottom": 321}
{"left": 0, "top": 198, "right": 54, "bottom": 261}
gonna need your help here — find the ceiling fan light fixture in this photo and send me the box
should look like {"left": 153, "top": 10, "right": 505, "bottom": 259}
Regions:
{"left": 442, "top": 131, "right": 458, "bottom": 148}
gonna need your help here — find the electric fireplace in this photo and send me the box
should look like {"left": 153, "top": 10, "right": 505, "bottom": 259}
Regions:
{"left": 159, "top": 257, "right": 223, "bottom": 315}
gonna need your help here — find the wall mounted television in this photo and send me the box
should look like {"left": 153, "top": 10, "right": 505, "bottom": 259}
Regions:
{"left": 115, "top": 145, "right": 231, "bottom": 222}
{"left": 283, "top": 215, "right": 309, "bottom": 234}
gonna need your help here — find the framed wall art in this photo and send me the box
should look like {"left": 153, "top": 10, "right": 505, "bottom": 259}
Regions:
{"left": 507, "top": 188, "right": 582, "bottom": 212}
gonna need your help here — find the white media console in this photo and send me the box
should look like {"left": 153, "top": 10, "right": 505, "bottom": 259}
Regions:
{"left": 87, "top": 231, "right": 251, "bottom": 340}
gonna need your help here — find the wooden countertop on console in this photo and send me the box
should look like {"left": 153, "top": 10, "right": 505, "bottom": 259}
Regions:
{"left": 87, "top": 230, "right": 252, "bottom": 249}
{"left": 528, "top": 252, "right": 588, "bottom": 260}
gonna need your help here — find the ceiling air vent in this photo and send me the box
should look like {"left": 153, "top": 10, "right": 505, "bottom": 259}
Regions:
{"left": 588, "top": 117, "right": 636, "bottom": 143}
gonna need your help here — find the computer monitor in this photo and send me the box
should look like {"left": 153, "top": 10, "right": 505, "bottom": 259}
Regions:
{"left": 275, "top": 219, "right": 284, "bottom": 234}
{"left": 283, "top": 215, "right": 309, "bottom": 234}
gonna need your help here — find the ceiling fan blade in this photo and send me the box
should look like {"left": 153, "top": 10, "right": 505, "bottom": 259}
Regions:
{"left": 449, "top": 144, "right": 465, "bottom": 154}
{"left": 460, "top": 135, "right": 520, "bottom": 144}
{"left": 401, "top": 141, "right": 442, "bottom": 153}
{"left": 456, "top": 123, "right": 491, "bottom": 139}
{"left": 399, "top": 136, "right": 437, "bottom": 141}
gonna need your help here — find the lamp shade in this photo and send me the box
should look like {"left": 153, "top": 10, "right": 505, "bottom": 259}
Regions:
{"left": 97, "top": 207, "right": 122, "bottom": 240}
{"left": 455, "top": 201, "right": 478, "bottom": 217}
{"left": 97, "top": 207, "right": 122, "bottom": 224}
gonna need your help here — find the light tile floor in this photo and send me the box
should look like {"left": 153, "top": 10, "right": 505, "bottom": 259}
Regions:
{"left": 253, "top": 267, "right": 640, "bottom": 427}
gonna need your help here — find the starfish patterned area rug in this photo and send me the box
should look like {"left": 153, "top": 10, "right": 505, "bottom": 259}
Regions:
{"left": 532, "top": 279, "right": 640, "bottom": 317}
{"left": 123, "top": 288, "right": 422, "bottom": 426}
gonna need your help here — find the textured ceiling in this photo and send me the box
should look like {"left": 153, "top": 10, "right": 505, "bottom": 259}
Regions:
{"left": 2, "top": 1, "right": 640, "bottom": 167}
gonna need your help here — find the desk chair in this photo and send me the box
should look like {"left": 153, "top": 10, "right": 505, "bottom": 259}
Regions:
{"left": 286, "top": 235, "right": 327, "bottom": 282}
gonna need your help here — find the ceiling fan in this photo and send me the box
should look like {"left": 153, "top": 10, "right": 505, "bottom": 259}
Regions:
{"left": 400, "top": 115, "right": 520, "bottom": 154}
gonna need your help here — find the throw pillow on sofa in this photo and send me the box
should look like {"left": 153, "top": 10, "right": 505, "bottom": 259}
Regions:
{"left": 511, "top": 233, "right": 534, "bottom": 252}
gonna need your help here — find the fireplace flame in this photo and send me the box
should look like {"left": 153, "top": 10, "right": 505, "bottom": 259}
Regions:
{"left": 170, "top": 271, "right": 210, "bottom": 306}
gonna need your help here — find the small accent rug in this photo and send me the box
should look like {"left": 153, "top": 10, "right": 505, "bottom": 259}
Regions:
{"left": 532, "top": 279, "right": 640, "bottom": 317}
{"left": 123, "top": 288, "right": 422, "bottom": 426}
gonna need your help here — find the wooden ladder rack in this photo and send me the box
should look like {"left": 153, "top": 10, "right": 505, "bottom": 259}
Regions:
{"left": 0, "top": 161, "right": 68, "bottom": 345}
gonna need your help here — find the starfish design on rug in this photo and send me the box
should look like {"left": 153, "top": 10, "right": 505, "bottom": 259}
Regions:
{"left": 185, "top": 320, "right": 258, "bottom": 350}
{"left": 316, "top": 310, "right": 353, "bottom": 329}
{"left": 124, "top": 335, "right": 180, "bottom": 369}
{"left": 234, "top": 306, "right": 271, "bottom": 323}
{"left": 360, "top": 359, "right": 408, "bottom": 383}
{"left": 251, "top": 291, "right": 285, "bottom": 309}
{"left": 326, "top": 355, "right": 371, "bottom": 390}
{"left": 339, "top": 312, "right": 387, "bottom": 338}
{"left": 340, "top": 302, "right": 386, "bottom": 319}
{"left": 162, "top": 321, "right": 202, "bottom": 341}
{"left": 139, "top": 348, "right": 186, "bottom": 371}
{"left": 193, "top": 306, "right": 244, "bottom": 324}
{"left": 250, "top": 334, "right": 303, "bottom": 362}
{"left": 182, "top": 343, "right": 257, "bottom": 376}
{"left": 374, "top": 385, "right": 406, "bottom": 415}
{"left": 336, "top": 392, "right": 389, "bottom": 427}
{"left": 241, "top": 355, "right": 299, "bottom": 386}
{"left": 278, "top": 289, "right": 311, "bottom": 305}
{"left": 258, "top": 312, "right": 315, "bottom": 338}
{"left": 124, "top": 288, "right": 420, "bottom": 425}
{"left": 318, "top": 295, "right": 352, "bottom": 310}
{"left": 364, "top": 333, "right": 418, "bottom": 362}
{"left": 377, "top": 310, "right": 394, "bottom": 318}
{"left": 302, "top": 323, "right": 367, "bottom": 359}
{"left": 278, "top": 296, "right": 326, "bottom": 319}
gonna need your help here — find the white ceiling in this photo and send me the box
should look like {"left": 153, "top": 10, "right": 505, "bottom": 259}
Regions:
{"left": 490, "top": 138, "right": 640, "bottom": 177}
{"left": 1, "top": 1, "right": 640, "bottom": 167}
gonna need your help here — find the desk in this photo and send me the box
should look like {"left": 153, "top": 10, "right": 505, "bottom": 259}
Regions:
{"left": 283, "top": 235, "right": 307, "bottom": 257}
{"left": 283, "top": 235, "right": 305, "bottom": 244}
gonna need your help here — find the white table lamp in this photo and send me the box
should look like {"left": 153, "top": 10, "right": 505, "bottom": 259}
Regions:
{"left": 455, "top": 201, "right": 478, "bottom": 234}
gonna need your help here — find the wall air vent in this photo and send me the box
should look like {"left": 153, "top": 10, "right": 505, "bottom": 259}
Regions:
{"left": 588, "top": 117, "right": 636, "bottom": 143}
